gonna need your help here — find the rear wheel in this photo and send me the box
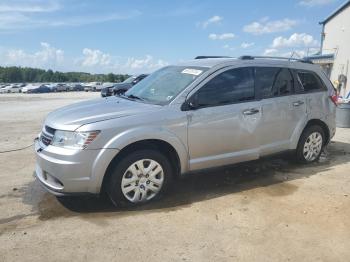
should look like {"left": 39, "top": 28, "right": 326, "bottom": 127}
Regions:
{"left": 296, "top": 125, "right": 324, "bottom": 163}
{"left": 106, "top": 149, "right": 173, "bottom": 207}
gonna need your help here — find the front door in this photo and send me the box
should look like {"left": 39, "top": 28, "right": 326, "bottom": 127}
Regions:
{"left": 186, "top": 67, "right": 262, "bottom": 170}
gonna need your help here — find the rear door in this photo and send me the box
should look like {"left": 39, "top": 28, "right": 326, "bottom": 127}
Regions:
{"left": 255, "top": 66, "right": 307, "bottom": 155}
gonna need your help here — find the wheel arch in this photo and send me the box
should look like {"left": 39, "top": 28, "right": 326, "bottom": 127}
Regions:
{"left": 303, "top": 119, "right": 330, "bottom": 145}
{"left": 101, "top": 138, "right": 185, "bottom": 194}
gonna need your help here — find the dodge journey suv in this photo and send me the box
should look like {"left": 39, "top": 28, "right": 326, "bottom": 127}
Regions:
{"left": 34, "top": 56, "right": 336, "bottom": 206}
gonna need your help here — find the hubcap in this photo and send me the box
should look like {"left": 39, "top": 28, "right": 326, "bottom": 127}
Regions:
{"left": 121, "top": 159, "right": 164, "bottom": 203}
{"left": 303, "top": 132, "right": 323, "bottom": 162}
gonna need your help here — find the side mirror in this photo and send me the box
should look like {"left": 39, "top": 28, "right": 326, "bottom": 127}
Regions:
{"left": 181, "top": 96, "right": 198, "bottom": 111}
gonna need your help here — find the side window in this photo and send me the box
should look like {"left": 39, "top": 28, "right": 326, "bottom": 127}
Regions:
{"left": 273, "top": 68, "right": 293, "bottom": 96}
{"left": 255, "top": 67, "right": 293, "bottom": 98}
{"left": 195, "top": 67, "right": 254, "bottom": 107}
{"left": 255, "top": 67, "right": 279, "bottom": 98}
{"left": 297, "top": 71, "right": 326, "bottom": 92}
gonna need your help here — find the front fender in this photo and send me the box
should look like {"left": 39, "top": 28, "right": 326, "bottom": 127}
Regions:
{"left": 104, "top": 126, "right": 189, "bottom": 174}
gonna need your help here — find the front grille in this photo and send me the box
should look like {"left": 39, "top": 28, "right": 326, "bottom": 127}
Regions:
{"left": 45, "top": 125, "right": 55, "bottom": 135}
{"left": 40, "top": 126, "right": 55, "bottom": 146}
{"left": 40, "top": 132, "right": 53, "bottom": 146}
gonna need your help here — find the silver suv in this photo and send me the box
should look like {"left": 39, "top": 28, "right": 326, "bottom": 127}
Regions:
{"left": 34, "top": 56, "right": 337, "bottom": 206}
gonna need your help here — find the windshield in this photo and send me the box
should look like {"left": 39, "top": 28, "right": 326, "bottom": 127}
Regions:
{"left": 124, "top": 66, "right": 207, "bottom": 105}
{"left": 123, "top": 76, "right": 137, "bottom": 84}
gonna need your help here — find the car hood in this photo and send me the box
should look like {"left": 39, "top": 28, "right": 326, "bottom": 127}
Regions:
{"left": 45, "top": 96, "right": 161, "bottom": 131}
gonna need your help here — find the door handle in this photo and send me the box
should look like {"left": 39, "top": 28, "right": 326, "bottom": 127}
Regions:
{"left": 293, "top": 100, "right": 304, "bottom": 107}
{"left": 243, "top": 108, "right": 260, "bottom": 115}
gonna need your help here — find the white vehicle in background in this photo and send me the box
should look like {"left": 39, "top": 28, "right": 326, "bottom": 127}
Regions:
{"left": 0, "top": 84, "right": 23, "bottom": 93}
{"left": 84, "top": 82, "right": 103, "bottom": 92}
{"left": 22, "top": 83, "right": 41, "bottom": 93}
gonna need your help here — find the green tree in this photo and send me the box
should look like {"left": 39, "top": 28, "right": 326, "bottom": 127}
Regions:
{"left": 0, "top": 66, "right": 130, "bottom": 83}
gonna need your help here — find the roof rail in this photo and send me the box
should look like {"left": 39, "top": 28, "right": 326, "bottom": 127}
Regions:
{"left": 195, "top": 56, "right": 232, "bottom": 59}
{"left": 238, "top": 55, "right": 313, "bottom": 64}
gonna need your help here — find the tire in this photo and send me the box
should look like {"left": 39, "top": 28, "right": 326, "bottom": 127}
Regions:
{"left": 296, "top": 125, "right": 325, "bottom": 164}
{"left": 106, "top": 149, "right": 173, "bottom": 207}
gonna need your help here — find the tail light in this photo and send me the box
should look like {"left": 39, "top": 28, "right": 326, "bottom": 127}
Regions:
{"left": 330, "top": 94, "right": 338, "bottom": 106}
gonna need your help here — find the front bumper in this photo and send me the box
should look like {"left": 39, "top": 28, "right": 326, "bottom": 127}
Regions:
{"left": 34, "top": 137, "right": 119, "bottom": 195}
{"left": 35, "top": 172, "right": 93, "bottom": 196}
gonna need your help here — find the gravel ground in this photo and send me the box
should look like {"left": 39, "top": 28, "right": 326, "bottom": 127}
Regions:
{"left": 0, "top": 92, "right": 349, "bottom": 262}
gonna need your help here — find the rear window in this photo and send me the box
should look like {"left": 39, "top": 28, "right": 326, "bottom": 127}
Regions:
{"left": 297, "top": 71, "right": 327, "bottom": 93}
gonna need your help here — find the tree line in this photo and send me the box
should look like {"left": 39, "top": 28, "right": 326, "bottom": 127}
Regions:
{"left": 0, "top": 66, "right": 130, "bottom": 83}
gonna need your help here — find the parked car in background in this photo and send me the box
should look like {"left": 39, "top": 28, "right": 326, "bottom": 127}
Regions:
{"left": 0, "top": 84, "right": 11, "bottom": 93}
{"left": 22, "top": 84, "right": 38, "bottom": 93}
{"left": 22, "top": 84, "right": 51, "bottom": 93}
{"left": 0, "top": 84, "right": 24, "bottom": 93}
{"left": 112, "top": 74, "right": 149, "bottom": 96}
{"left": 69, "top": 83, "right": 84, "bottom": 91}
{"left": 101, "top": 85, "right": 114, "bottom": 97}
{"left": 27, "top": 85, "right": 51, "bottom": 93}
{"left": 34, "top": 56, "right": 337, "bottom": 207}
{"left": 55, "top": 83, "right": 70, "bottom": 92}
{"left": 84, "top": 82, "right": 103, "bottom": 92}
{"left": 100, "top": 82, "right": 118, "bottom": 97}
{"left": 45, "top": 83, "right": 58, "bottom": 92}
{"left": 101, "top": 74, "right": 149, "bottom": 97}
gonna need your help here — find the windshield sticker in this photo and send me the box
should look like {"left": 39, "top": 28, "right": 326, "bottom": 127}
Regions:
{"left": 182, "top": 68, "right": 202, "bottom": 76}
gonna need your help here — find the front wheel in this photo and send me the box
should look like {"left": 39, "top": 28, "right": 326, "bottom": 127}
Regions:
{"left": 296, "top": 125, "right": 325, "bottom": 163}
{"left": 106, "top": 149, "right": 173, "bottom": 207}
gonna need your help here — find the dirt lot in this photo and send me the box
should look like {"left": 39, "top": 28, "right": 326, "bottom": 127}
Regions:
{"left": 0, "top": 92, "right": 349, "bottom": 262}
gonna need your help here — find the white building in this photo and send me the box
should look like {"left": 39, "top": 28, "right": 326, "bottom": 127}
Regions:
{"left": 308, "top": 1, "right": 350, "bottom": 98}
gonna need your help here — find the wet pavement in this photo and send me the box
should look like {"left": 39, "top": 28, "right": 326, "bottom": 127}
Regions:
{"left": 1, "top": 93, "right": 350, "bottom": 261}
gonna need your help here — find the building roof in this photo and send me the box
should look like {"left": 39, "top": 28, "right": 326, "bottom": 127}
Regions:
{"left": 306, "top": 54, "right": 334, "bottom": 60}
{"left": 319, "top": 0, "right": 350, "bottom": 25}
{"left": 304, "top": 54, "right": 334, "bottom": 64}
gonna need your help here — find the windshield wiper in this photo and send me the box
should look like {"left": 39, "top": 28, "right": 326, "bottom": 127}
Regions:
{"left": 125, "top": 94, "right": 145, "bottom": 101}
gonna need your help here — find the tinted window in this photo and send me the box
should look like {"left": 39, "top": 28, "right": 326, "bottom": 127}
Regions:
{"left": 297, "top": 71, "right": 326, "bottom": 92}
{"left": 255, "top": 67, "right": 279, "bottom": 98}
{"left": 195, "top": 67, "right": 254, "bottom": 107}
{"left": 273, "top": 68, "right": 293, "bottom": 96}
{"left": 255, "top": 67, "right": 293, "bottom": 98}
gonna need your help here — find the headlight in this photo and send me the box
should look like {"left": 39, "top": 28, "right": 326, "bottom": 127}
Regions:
{"left": 51, "top": 130, "right": 100, "bottom": 149}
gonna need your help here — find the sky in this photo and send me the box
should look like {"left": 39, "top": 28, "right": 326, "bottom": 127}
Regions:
{"left": 0, "top": 0, "right": 345, "bottom": 74}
